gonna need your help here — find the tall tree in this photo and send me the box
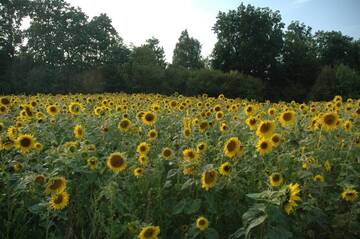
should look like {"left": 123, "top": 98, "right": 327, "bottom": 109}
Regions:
{"left": 281, "top": 21, "right": 319, "bottom": 101}
{"left": 315, "top": 31, "right": 354, "bottom": 67}
{"left": 172, "top": 29, "right": 203, "bottom": 69}
{"left": 212, "top": 3, "right": 284, "bottom": 80}
{"left": 144, "top": 37, "right": 166, "bottom": 68}
{"left": 0, "top": 0, "right": 31, "bottom": 59}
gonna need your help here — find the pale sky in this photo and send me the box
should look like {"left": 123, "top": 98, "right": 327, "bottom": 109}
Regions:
{"left": 65, "top": 0, "right": 360, "bottom": 62}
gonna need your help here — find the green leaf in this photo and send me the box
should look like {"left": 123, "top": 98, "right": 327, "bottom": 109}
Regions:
{"left": 203, "top": 228, "right": 220, "bottom": 239}
{"left": 184, "top": 199, "right": 201, "bottom": 214}
{"left": 181, "top": 178, "right": 194, "bottom": 190}
{"left": 173, "top": 199, "right": 186, "bottom": 215}
{"left": 245, "top": 215, "right": 267, "bottom": 238}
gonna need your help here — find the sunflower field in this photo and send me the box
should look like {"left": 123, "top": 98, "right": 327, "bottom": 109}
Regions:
{"left": 0, "top": 94, "right": 359, "bottom": 239}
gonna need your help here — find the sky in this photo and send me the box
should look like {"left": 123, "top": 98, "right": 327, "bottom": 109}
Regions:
{"left": 65, "top": 0, "right": 360, "bottom": 62}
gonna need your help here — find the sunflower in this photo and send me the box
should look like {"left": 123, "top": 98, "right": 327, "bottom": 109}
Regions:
{"left": 256, "top": 138, "right": 273, "bottom": 156}
{"left": 223, "top": 137, "right": 243, "bottom": 158}
{"left": 46, "top": 104, "right": 59, "bottom": 116}
{"left": 147, "top": 129, "right": 158, "bottom": 141}
{"left": 87, "top": 156, "right": 98, "bottom": 170}
{"left": 269, "top": 173, "right": 283, "bottom": 187}
{"left": 107, "top": 152, "right": 127, "bottom": 173}
{"left": 0, "top": 122, "right": 5, "bottom": 133}
{"left": 183, "top": 127, "right": 191, "bottom": 138}
{"left": 138, "top": 154, "right": 148, "bottom": 165}
{"left": 313, "top": 174, "right": 324, "bottom": 183}
{"left": 196, "top": 216, "right": 209, "bottom": 231}
{"left": 183, "top": 148, "right": 199, "bottom": 161}
{"left": 246, "top": 117, "right": 258, "bottom": 130}
{"left": 137, "top": 142, "right": 150, "bottom": 155}
{"left": 142, "top": 112, "right": 157, "bottom": 126}
{"left": 68, "top": 102, "right": 83, "bottom": 115}
{"left": 34, "top": 175, "right": 45, "bottom": 184}
{"left": 342, "top": 120, "right": 352, "bottom": 131}
{"left": 219, "top": 162, "right": 231, "bottom": 176}
{"left": 283, "top": 183, "right": 301, "bottom": 215}
{"left": 34, "top": 142, "right": 43, "bottom": 151}
{"left": 196, "top": 142, "right": 207, "bottom": 152}
{"left": 320, "top": 112, "right": 339, "bottom": 131}
{"left": 118, "top": 118, "right": 132, "bottom": 132}
{"left": 341, "top": 188, "right": 358, "bottom": 202}
{"left": 215, "top": 111, "right": 224, "bottom": 120}
{"left": 256, "top": 120, "right": 275, "bottom": 138}
{"left": 267, "top": 107, "right": 276, "bottom": 116}
{"left": 138, "top": 225, "right": 160, "bottom": 239}
{"left": 45, "top": 176, "right": 67, "bottom": 194}
{"left": 201, "top": 170, "right": 217, "bottom": 191}
{"left": 270, "top": 133, "right": 281, "bottom": 147}
{"left": 279, "top": 111, "right": 296, "bottom": 128}
{"left": 73, "top": 125, "right": 85, "bottom": 139}
{"left": 15, "top": 134, "right": 36, "bottom": 154}
{"left": 49, "top": 191, "right": 69, "bottom": 210}
{"left": 161, "top": 147, "right": 173, "bottom": 160}
{"left": 244, "top": 105, "right": 255, "bottom": 116}
{"left": 133, "top": 167, "right": 144, "bottom": 178}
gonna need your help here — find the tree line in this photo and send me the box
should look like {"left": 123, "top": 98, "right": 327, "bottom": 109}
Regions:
{"left": 1, "top": 0, "right": 359, "bottom": 101}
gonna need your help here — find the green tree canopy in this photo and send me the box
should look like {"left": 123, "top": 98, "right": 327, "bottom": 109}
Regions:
{"left": 212, "top": 3, "right": 284, "bottom": 80}
{"left": 172, "top": 29, "right": 203, "bottom": 69}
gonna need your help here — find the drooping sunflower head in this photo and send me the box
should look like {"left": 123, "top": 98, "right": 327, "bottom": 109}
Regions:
{"left": 45, "top": 176, "right": 66, "bottom": 194}
{"left": 256, "top": 138, "right": 273, "bottom": 156}
{"left": 224, "top": 137, "right": 242, "bottom": 158}
{"left": 87, "top": 156, "right": 98, "bottom": 170}
{"left": 182, "top": 148, "right": 199, "bottom": 161}
{"left": 283, "top": 183, "right": 301, "bottom": 215}
{"left": 313, "top": 174, "right": 324, "bottom": 183}
{"left": 133, "top": 167, "right": 144, "bottom": 178}
{"left": 161, "top": 147, "right": 173, "bottom": 160}
{"left": 15, "top": 134, "right": 36, "bottom": 154}
{"left": 137, "top": 142, "right": 150, "bottom": 155}
{"left": 256, "top": 120, "right": 275, "bottom": 138}
{"left": 34, "top": 175, "right": 46, "bottom": 184}
{"left": 246, "top": 117, "right": 258, "bottom": 130}
{"left": 107, "top": 152, "right": 127, "bottom": 173}
{"left": 342, "top": 120, "right": 352, "bottom": 131}
{"left": 49, "top": 191, "right": 69, "bottom": 210}
{"left": 142, "top": 112, "right": 157, "bottom": 126}
{"left": 219, "top": 162, "right": 231, "bottom": 176}
{"left": 269, "top": 172, "right": 283, "bottom": 187}
{"left": 73, "top": 125, "right": 85, "bottom": 139}
{"left": 138, "top": 225, "right": 160, "bottom": 239}
{"left": 341, "top": 188, "right": 358, "bottom": 202}
{"left": 118, "top": 118, "right": 131, "bottom": 132}
{"left": 195, "top": 216, "right": 209, "bottom": 231}
{"left": 201, "top": 170, "right": 217, "bottom": 191}
{"left": 196, "top": 142, "right": 207, "bottom": 152}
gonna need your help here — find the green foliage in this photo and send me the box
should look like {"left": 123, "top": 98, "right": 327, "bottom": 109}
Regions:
{"left": 212, "top": 3, "right": 284, "bottom": 80}
{"left": 173, "top": 29, "right": 204, "bottom": 69}
{"left": 310, "top": 64, "right": 360, "bottom": 100}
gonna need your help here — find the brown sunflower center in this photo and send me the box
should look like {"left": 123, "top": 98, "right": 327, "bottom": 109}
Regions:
{"left": 226, "top": 140, "right": 237, "bottom": 152}
{"left": 54, "top": 194, "right": 64, "bottom": 204}
{"left": 144, "top": 228, "right": 155, "bottom": 237}
{"left": 20, "top": 137, "right": 32, "bottom": 147}
{"left": 49, "top": 179, "right": 63, "bottom": 190}
{"left": 110, "top": 155, "right": 124, "bottom": 168}
{"left": 282, "top": 112, "right": 292, "bottom": 121}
